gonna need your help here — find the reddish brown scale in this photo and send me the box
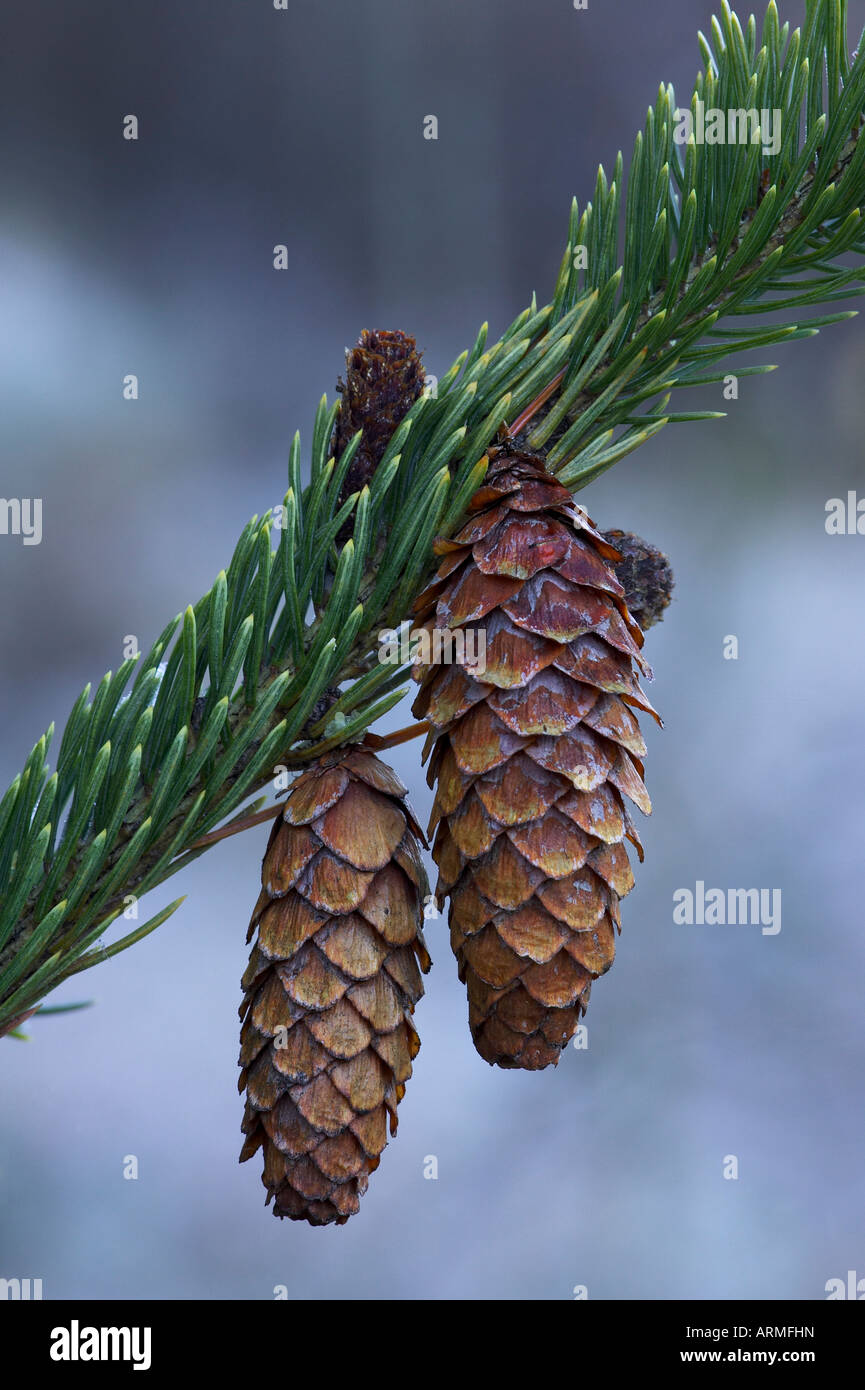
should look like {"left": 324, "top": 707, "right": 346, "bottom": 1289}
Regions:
{"left": 412, "top": 448, "right": 660, "bottom": 1070}
{"left": 238, "top": 749, "right": 430, "bottom": 1224}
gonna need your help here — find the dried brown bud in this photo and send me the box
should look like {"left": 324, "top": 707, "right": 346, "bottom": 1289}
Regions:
{"left": 303, "top": 685, "right": 342, "bottom": 735}
{"left": 602, "top": 530, "right": 674, "bottom": 631}
{"left": 333, "top": 329, "right": 425, "bottom": 505}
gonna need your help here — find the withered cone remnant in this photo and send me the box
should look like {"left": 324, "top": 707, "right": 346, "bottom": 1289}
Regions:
{"left": 412, "top": 448, "right": 660, "bottom": 1071}
{"left": 602, "top": 529, "right": 675, "bottom": 631}
{"left": 239, "top": 749, "right": 430, "bottom": 1225}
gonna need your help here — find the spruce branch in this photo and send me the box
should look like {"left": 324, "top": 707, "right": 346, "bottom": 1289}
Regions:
{"left": 519, "top": 0, "right": 865, "bottom": 485}
{"left": 3, "top": 0, "right": 865, "bottom": 1037}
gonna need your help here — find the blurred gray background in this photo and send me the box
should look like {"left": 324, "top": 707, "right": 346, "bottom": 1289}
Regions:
{"left": 2, "top": 0, "right": 864, "bottom": 1301}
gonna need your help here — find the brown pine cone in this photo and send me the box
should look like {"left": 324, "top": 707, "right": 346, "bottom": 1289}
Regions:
{"left": 238, "top": 749, "right": 430, "bottom": 1225}
{"left": 412, "top": 448, "right": 660, "bottom": 1071}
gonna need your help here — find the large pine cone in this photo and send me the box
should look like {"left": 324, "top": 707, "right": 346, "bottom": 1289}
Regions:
{"left": 238, "top": 749, "right": 430, "bottom": 1225}
{"left": 412, "top": 448, "right": 660, "bottom": 1071}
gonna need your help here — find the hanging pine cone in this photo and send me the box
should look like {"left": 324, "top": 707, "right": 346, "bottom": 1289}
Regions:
{"left": 238, "top": 748, "right": 430, "bottom": 1225}
{"left": 412, "top": 447, "right": 660, "bottom": 1071}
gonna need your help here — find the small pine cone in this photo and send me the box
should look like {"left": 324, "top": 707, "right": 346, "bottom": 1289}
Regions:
{"left": 238, "top": 749, "right": 431, "bottom": 1225}
{"left": 411, "top": 448, "right": 660, "bottom": 1071}
{"left": 333, "top": 329, "right": 425, "bottom": 503}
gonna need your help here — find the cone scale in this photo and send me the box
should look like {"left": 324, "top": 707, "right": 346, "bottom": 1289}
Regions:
{"left": 238, "top": 749, "right": 430, "bottom": 1225}
{"left": 412, "top": 447, "right": 660, "bottom": 1070}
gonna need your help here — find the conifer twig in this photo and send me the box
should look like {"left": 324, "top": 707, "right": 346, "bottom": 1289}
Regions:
{"left": 3, "top": 0, "right": 865, "bottom": 1034}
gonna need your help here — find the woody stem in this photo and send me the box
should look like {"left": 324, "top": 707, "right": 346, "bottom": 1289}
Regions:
{"left": 187, "top": 803, "right": 284, "bottom": 851}
{"left": 184, "top": 722, "right": 432, "bottom": 851}
{"left": 0, "top": 1006, "right": 39, "bottom": 1041}
{"left": 508, "top": 368, "right": 567, "bottom": 437}
{"left": 362, "top": 721, "right": 430, "bottom": 750}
